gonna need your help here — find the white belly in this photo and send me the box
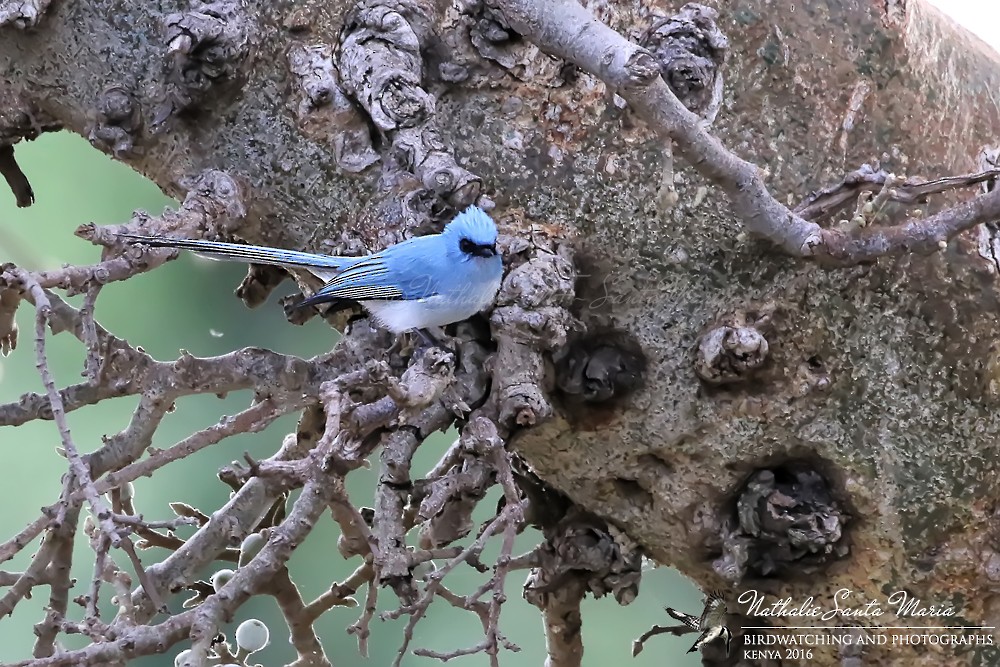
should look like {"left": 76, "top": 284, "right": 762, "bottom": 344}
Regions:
{"left": 361, "top": 285, "right": 499, "bottom": 333}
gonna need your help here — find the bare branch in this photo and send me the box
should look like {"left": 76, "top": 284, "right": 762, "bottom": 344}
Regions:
{"left": 12, "top": 268, "right": 120, "bottom": 547}
{"left": 538, "top": 578, "right": 585, "bottom": 667}
{"left": 83, "top": 534, "right": 110, "bottom": 621}
{"left": 631, "top": 622, "right": 695, "bottom": 658}
{"left": 795, "top": 165, "right": 1000, "bottom": 222}
{"left": 79, "top": 284, "right": 102, "bottom": 381}
{"left": 31, "top": 501, "right": 79, "bottom": 658}
{"left": 820, "top": 185, "right": 1000, "bottom": 263}
{"left": 385, "top": 500, "right": 527, "bottom": 667}
{"left": 303, "top": 561, "right": 372, "bottom": 623}
{"left": 489, "top": 0, "right": 821, "bottom": 255}
{"left": 103, "top": 398, "right": 297, "bottom": 491}
{"left": 186, "top": 476, "right": 336, "bottom": 662}
{"left": 0, "top": 144, "right": 32, "bottom": 206}
{"left": 0, "top": 343, "right": 321, "bottom": 428}
{"left": 0, "top": 514, "right": 47, "bottom": 565}
{"left": 265, "top": 568, "right": 332, "bottom": 667}
{"left": 347, "top": 569, "right": 378, "bottom": 658}
{"left": 493, "top": 0, "right": 1000, "bottom": 265}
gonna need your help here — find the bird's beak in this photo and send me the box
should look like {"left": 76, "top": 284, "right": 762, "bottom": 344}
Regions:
{"left": 474, "top": 244, "right": 497, "bottom": 258}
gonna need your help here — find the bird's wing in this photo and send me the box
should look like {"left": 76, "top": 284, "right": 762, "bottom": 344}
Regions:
{"left": 299, "top": 242, "right": 441, "bottom": 307}
{"left": 700, "top": 590, "right": 727, "bottom": 627}
{"left": 688, "top": 629, "right": 713, "bottom": 653}
{"left": 665, "top": 607, "right": 701, "bottom": 631}
{"left": 120, "top": 234, "right": 350, "bottom": 280}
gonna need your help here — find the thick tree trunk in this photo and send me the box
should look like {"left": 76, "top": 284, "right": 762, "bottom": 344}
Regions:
{"left": 4, "top": 0, "right": 1000, "bottom": 664}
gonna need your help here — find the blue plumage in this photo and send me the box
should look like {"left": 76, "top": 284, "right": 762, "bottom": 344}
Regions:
{"left": 120, "top": 206, "right": 504, "bottom": 334}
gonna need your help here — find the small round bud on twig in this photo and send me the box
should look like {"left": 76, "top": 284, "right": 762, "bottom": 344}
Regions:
{"left": 211, "top": 568, "right": 235, "bottom": 592}
{"left": 238, "top": 530, "right": 267, "bottom": 566}
{"left": 235, "top": 618, "right": 270, "bottom": 653}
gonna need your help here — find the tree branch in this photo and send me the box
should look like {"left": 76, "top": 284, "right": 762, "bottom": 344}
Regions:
{"left": 493, "top": 0, "right": 1000, "bottom": 265}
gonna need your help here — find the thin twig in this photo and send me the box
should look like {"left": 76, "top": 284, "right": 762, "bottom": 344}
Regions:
{"left": 0, "top": 528, "right": 59, "bottom": 618}
{"left": 265, "top": 568, "right": 332, "bottom": 667}
{"left": 304, "top": 561, "right": 373, "bottom": 622}
{"left": 631, "top": 622, "right": 696, "bottom": 657}
{"left": 31, "top": 496, "right": 79, "bottom": 659}
{"left": 8, "top": 608, "right": 195, "bottom": 667}
{"left": 102, "top": 398, "right": 293, "bottom": 491}
{"left": 14, "top": 270, "right": 120, "bottom": 547}
{"left": 0, "top": 514, "right": 49, "bottom": 564}
{"left": 795, "top": 165, "right": 1000, "bottom": 221}
{"left": 347, "top": 571, "right": 379, "bottom": 658}
{"left": 85, "top": 534, "right": 110, "bottom": 620}
{"left": 112, "top": 513, "right": 199, "bottom": 531}
{"left": 119, "top": 536, "right": 166, "bottom": 613}
{"left": 80, "top": 283, "right": 103, "bottom": 382}
{"left": 185, "top": 478, "right": 336, "bottom": 662}
{"left": 5, "top": 396, "right": 288, "bottom": 574}
{"left": 385, "top": 501, "right": 526, "bottom": 667}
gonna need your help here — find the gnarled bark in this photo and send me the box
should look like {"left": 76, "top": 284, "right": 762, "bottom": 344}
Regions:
{"left": 4, "top": 0, "right": 1000, "bottom": 665}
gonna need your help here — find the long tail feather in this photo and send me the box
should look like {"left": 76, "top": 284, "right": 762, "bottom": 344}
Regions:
{"left": 120, "top": 234, "right": 349, "bottom": 278}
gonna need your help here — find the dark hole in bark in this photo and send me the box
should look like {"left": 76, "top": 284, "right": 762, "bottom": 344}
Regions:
{"left": 553, "top": 329, "right": 647, "bottom": 404}
{"left": 612, "top": 477, "right": 653, "bottom": 508}
{"left": 712, "top": 459, "right": 851, "bottom": 582}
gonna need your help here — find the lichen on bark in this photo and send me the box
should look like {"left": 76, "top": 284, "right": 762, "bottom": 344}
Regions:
{"left": 3, "top": 0, "right": 1000, "bottom": 665}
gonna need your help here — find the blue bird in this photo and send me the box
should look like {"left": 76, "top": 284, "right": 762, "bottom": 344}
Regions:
{"left": 121, "top": 206, "right": 504, "bottom": 339}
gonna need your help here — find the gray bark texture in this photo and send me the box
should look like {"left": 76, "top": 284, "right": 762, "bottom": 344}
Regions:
{"left": 4, "top": 0, "right": 1000, "bottom": 665}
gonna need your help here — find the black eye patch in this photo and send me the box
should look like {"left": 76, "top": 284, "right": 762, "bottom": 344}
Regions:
{"left": 460, "top": 238, "right": 497, "bottom": 257}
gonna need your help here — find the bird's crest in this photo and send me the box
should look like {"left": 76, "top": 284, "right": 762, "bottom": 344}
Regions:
{"left": 444, "top": 206, "right": 497, "bottom": 246}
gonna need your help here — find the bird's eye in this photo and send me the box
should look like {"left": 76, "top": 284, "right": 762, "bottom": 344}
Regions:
{"left": 459, "top": 238, "right": 476, "bottom": 255}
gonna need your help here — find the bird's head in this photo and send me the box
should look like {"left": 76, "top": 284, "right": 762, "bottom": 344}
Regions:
{"left": 689, "top": 625, "right": 733, "bottom": 656}
{"left": 443, "top": 206, "right": 499, "bottom": 261}
{"left": 718, "top": 626, "right": 733, "bottom": 655}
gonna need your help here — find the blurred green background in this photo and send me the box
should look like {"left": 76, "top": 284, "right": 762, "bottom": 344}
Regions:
{"left": 0, "top": 133, "right": 702, "bottom": 666}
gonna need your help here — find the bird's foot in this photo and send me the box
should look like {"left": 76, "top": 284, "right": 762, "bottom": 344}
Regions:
{"left": 413, "top": 328, "right": 456, "bottom": 354}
